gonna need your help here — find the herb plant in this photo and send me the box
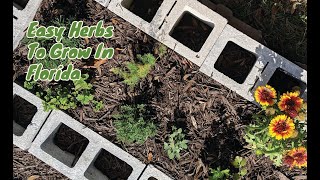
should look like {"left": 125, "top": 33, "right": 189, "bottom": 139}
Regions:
{"left": 209, "top": 167, "right": 230, "bottom": 180}
{"left": 25, "top": 74, "right": 102, "bottom": 112}
{"left": 164, "top": 126, "right": 188, "bottom": 160}
{"left": 111, "top": 53, "right": 156, "bottom": 88}
{"left": 113, "top": 104, "right": 157, "bottom": 144}
{"left": 208, "top": 156, "right": 247, "bottom": 180}
{"left": 232, "top": 156, "right": 247, "bottom": 180}
{"left": 92, "top": 100, "right": 104, "bottom": 112}
{"left": 155, "top": 42, "right": 167, "bottom": 58}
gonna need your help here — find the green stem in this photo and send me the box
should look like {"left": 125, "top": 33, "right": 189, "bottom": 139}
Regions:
{"left": 254, "top": 126, "right": 268, "bottom": 135}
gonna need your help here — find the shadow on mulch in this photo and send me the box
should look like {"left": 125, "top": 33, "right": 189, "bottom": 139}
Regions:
{"left": 38, "top": 0, "right": 90, "bottom": 25}
{"left": 200, "top": 120, "right": 243, "bottom": 171}
{"left": 166, "top": 108, "right": 188, "bottom": 134}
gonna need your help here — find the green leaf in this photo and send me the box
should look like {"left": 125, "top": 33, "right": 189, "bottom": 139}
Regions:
{"left": 168, "top": 152, "right": 174, "bottom": 160}
{"left": 240, "top": 168, "right": 247, "bottom": 176}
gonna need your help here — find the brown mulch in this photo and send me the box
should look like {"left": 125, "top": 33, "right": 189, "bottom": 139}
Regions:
{"left": 12, "top": 0, "right": 307, "bottom": 179}
{"left": 13, "top": 145, "right": 70, "bottom": 180}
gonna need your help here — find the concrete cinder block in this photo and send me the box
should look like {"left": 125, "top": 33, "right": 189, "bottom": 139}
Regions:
{"left": 139, "top": 164, "right": 173, "bottom": 180}
{"left": 13, "top": 18, "right": 25, "bottom": 51}
{"left": 200, "top": 24, "right": 307, "bottom": 103}
{"left": 29, "top": 110, "right": 146, "bottom": 180}
{"left": 251, "top": 50, "right": 307, "bottom": 100}
{"left": 199, "top": 24, "right": 266, "bottom": 102}
{"left": 157, "top": 0, "right": 228, "bottom": 66}
{"left": 107, "top": 0, "right": 176, "bottom": 39}
{"left": 13, "top": 16, "right": 27, "bottom": 51}
{"left": 94, "top": 0, "right": 111, "bottom": 7}
{"left": 13, "top": 0, "right": 43, "bottom": 50}
{"left": 13, "top": 82, "right": 51, "bottom": 150}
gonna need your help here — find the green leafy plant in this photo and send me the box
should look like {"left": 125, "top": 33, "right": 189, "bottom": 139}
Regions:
{"left": 35, "top": 55, "right": 70, "bottom": 69}
{"left": 245, "top": 85, "right": 307, "bottom": 167}
{"left": 155, "top": 43, "right": 167, "bottom": 58}
{"left": 24, "top": 80, "right": 37, "bottom": 90}
{"left": 208, "top": 156, "right": 247, "bottom": 180}
{"left": 111, "top": 53, "right": 156, "bottom": 88}
{"left": 232, "top": 156, "right": 247, "bottom": 180}
{"left": 244, "top": 114, "right": 284, "bottom": 166}
{"left": 21, "top": 36, "right": 50, "bottom": 48}
{"left": 164, "top": 126, "right": 188, "bottom": 160}
{"left": 209, "top": 167, "right": 230, "bottom": 180}
{"left": 113, "top": 104, "right": 157, "bottom": 144}
{"left": 30, "top": 74, "right": 100, "bottom": 111}
{"left": 92, "top": 100, "right": 104, "bottom": 112}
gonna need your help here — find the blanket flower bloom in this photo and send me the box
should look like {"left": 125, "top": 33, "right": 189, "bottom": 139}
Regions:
{"left": 254, "top": 85, "right": 277, "bottom": 106}
{"left": 278, "top": 92, "right": 303, "bottom": 118}
{"left": 269, "top": 115, "right": 295, "bottom": 140}
{"left": 283, "top": 147, "right": 307, "bottom": 168}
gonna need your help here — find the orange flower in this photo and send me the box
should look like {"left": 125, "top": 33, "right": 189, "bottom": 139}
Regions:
{"left": 283, "top": 147, "right": 307, "bottom": 168}
{"left": 278, "top": 92, "right": 303, "bottom": 118}
{"left": 269, "top": 115, "right": 295, "bottom": 140}
{"left": 254, "top": 85, "right": 277, "bottom": 106}
{"left": 283, "top": 154, "right": 295, "bottom": 168}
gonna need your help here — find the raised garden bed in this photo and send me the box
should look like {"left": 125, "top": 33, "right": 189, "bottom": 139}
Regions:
{"left": 13, "top": 0, "right": 307, "bottom": 179}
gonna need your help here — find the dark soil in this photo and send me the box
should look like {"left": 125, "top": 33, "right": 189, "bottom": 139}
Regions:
{"left": 93, "top": 149, "right": 133, "bottom": 179}
{"left": 214, "top": 41, "right": 257, "bottom": 84}
{"left": 13, "top": 95, "right": 37, "bottom": 136}
{"left": 53, "top": 124, "right": 89, "bottom": 167}
{"left": 123, "top": 0, "right": 164, "bottom": 23}
{"left": 12, "top": 0, "right": 307, "bottom": 179}
{"left": 170, "top": 12, "right": 213, "bottom": 52}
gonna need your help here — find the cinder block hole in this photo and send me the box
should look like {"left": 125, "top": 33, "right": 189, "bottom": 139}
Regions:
{"left": 84, "top": 149, "right": 133, "bottom": 180}
{"left": 148, "top": 177, "right": 158, "bottom": 180}
{"left": 169, "top": 12, "right": 213, "bottom": 52}
{"left": 40, "top": 124, "right": 89, "bottom": 168}
{"left": 13, "top": 15, "right": 18, "bottom": 20}
{"left": 267, "top": 68, "right": 306, "bottom": 95}
{"left": 13, "top": 0, "right": 29, "bottom": 10}
{"left": 214, "top": 41, "right": 257, "bottom": 84}
{"left": 13, "top": 95, "right": 37, "bottom": 136}
{"left": 121, "top": 0, "right": 164, "bottom": 23}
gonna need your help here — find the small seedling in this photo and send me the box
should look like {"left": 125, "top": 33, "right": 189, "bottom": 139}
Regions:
{"left": 209, "top": 167, "right": 230, "bottom": 180}
{"left": 232, "top": 156, "right": 247, "bottom": 180}
{"left": 155, "top": 43, "right": 167, "bottom": 58}
{"left": 164, "top": 126, "right": 188, "bottom": 160}
{"left": 24, "top": 80, "right": 37, "bottom": 90}
{"left": 111, "top": 53, "right": 156, "bottom": 88}
{"left": 92, "top": 100, "right": 104, "bottom": 112}
{"left": 113, "top": 104, "right": 157, "bottom": 144}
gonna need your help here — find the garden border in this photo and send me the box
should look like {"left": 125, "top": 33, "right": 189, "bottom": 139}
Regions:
{"left": 12, "top": 0, "right": 308, "bottom": 179}
{"left": 13, "top": 82, "right": 51, "bottom": 150}
{"left": 105, "top": 0, "right": 307, "bottom": 103}
{"left": 13, "top": 0, "right": 43, "bottom": 50}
